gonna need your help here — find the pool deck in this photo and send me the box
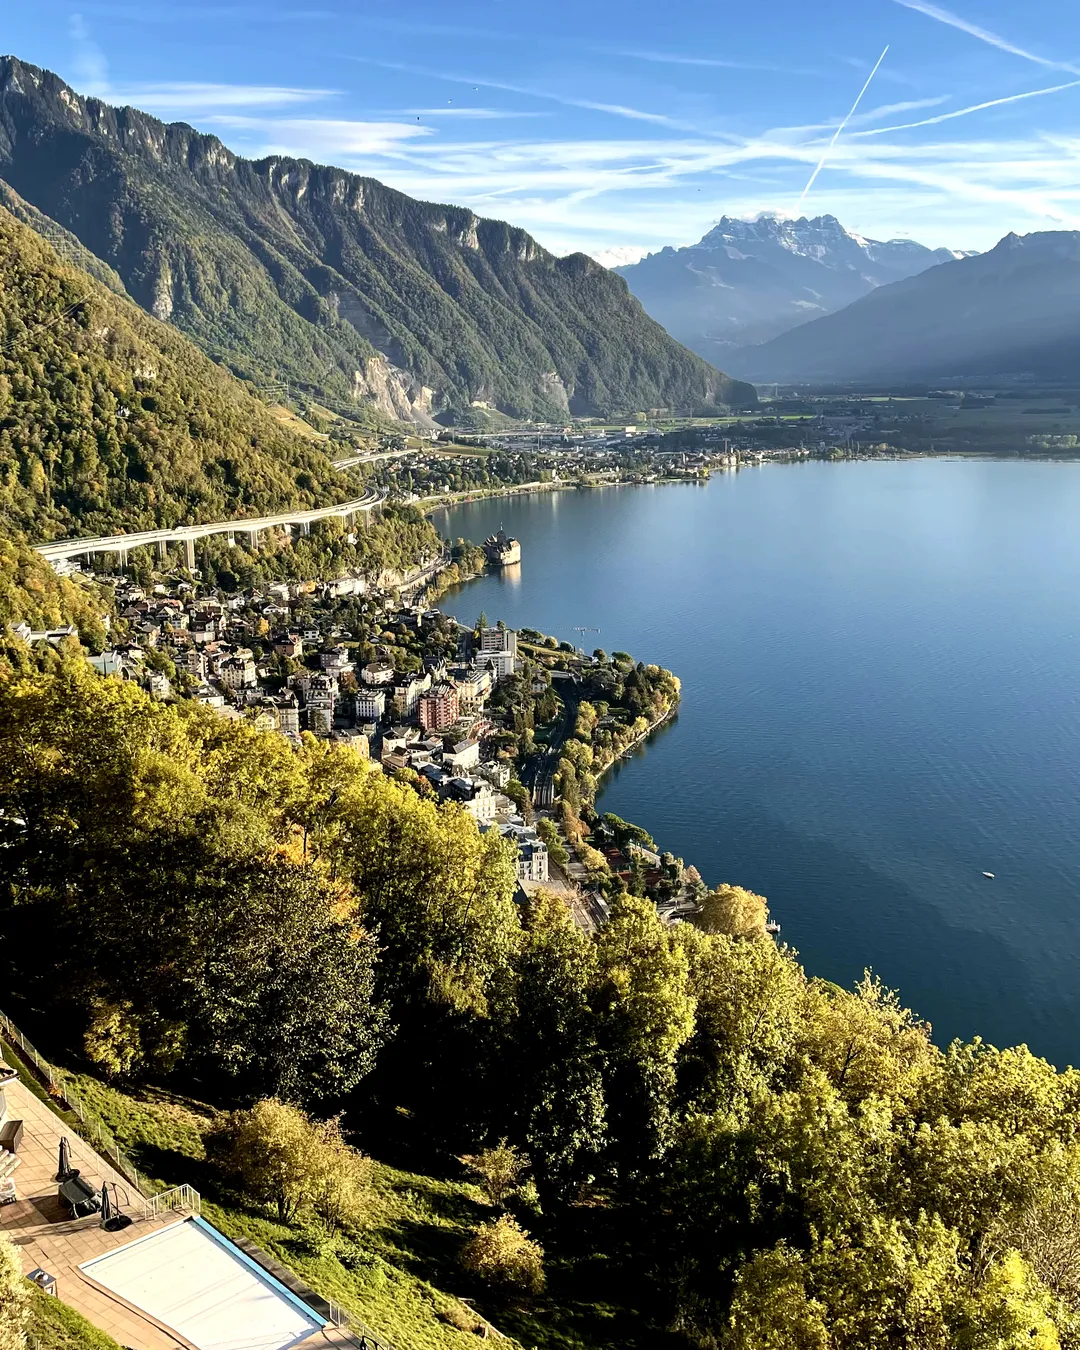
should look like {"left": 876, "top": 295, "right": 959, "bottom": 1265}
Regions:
{"left": 0, "top": 1078, "right": 193, "bottom": 1349}
{"left": 0, "top": 1079, "right": 377, "bottom": 1350}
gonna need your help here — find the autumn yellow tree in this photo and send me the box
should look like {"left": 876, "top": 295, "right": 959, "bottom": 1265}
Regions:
{"left": 695, "top": 883, "right": 770, "bottom": 938}
{"left": 460, "top": 1215, "right": 545, "bottom": 1298}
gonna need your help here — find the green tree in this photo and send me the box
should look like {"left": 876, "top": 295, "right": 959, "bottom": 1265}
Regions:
{"left": 83, "top": 999, "right": 144, "bottom": 1080}
{"left": 594, "top": 897, "right": 696, "bottom": 1172}
{"left": 462, "top": 1139, "right": 530, "bottom": 1208}
{"left": 508, "top": 893, "right": 606, "bottom": 1199}
{"left": 536, "top": 818, "right": 569, "bottom": 869}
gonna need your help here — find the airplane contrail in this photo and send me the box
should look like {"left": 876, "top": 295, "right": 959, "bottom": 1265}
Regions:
{"left": 797, "top": 45, "right": 890, "bottom": 210}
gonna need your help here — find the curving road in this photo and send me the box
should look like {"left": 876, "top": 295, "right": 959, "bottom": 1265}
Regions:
{"left": 34, "top": 492, "right": 383, "bottom": 569}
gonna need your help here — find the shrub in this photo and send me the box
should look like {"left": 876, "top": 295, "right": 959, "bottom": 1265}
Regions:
{"left": 462, "top": 1139, "right": 529, "bottom": 1208}
{"left": 211, "top": 1098, "right": 371, "bottom": 1229}
{"left": 460, "top": 1215, "right": 545, "bottom": 1298}
{"left": 0, "top": 1231, "right": 29, "bottom": 1350}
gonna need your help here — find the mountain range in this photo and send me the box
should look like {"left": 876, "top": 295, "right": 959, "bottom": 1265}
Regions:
{"left": 724, "top": 230, "right": 1080, "bottom": 386}
{"left": 617, "top": 215, "right": 967, "bottom": 362}
{"left": 0, "top": 56, "right": 754, "bottom": 423}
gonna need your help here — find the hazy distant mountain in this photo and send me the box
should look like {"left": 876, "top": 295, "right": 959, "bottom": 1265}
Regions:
{"left": 724, "top": 231, "right": 1080, "bottom": 386}
{"left": 616, "top": 215, "right": 967, "bottom": 362}
{"left": 0, "top": 55, "right": 755, "bottom": 423}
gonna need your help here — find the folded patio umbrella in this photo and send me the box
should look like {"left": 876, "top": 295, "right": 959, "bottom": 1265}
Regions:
{"left": 102, "top": 1181, "right": 132, "bottom": 1232}
{"left": 56, "top": 1137, "right": 71, "bottom": 1181}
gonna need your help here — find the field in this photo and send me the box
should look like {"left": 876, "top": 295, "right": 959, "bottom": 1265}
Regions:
{"left": 855, "top": 393, "right": 1080, "bottom": 454}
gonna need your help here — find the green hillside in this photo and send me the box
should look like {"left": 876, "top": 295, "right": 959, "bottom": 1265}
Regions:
{"left": 0, "top": 56, "right": 755, "bottom": 422}
{"left": 3, "top": 666, "right": 1080, "bottom": 1348}
{"left": 0, "top": 202, "right": 364, "bottom": 541}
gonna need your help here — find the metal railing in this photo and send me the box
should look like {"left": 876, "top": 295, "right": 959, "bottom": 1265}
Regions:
{"left": 0, "top": 1010, "right": 393, "bottom": 1343}
{"left": 144, "top": 1183, "right": 201, "bottom": 1218}
{"left": 0, "top": 1007, "right": 154, "bottom": 1198}
{"left": 325, "top": 1305, "right": 397, "bottom": 1350}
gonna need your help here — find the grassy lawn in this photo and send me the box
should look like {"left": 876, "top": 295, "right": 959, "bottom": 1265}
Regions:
{"left": 432, "top": 446, "right": 495, "bottom": 458}
{"left": 62, "top": 1076, "right": 676, "bottom": 1350}
{"left": 27, "top": 1287, "right": 124, "bottom": 1350}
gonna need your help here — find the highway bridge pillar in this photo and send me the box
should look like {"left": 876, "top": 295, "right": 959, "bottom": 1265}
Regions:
{"left": 300, "top": 520, "right": 310, "bottom": 536}
{"left": 248, "top": 529, "right": 260, "bottom": 551}
{"left": 157, "top": 539, "right": 167, "bottom": 561}
{"left": 184, "top": 538, "right": 196, "bottom": 571}
{"left": 227, "top": 531, "right": 236, "bottom": 549}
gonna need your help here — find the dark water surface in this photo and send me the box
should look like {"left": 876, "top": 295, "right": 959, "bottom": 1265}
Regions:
{"left": 435, "top": 461, "right": 1080, "bottom": 1066}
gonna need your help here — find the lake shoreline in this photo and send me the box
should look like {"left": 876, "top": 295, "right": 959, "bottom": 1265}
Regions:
{"left": 433, "top": 461, "right": 1080, "bottom": 1063}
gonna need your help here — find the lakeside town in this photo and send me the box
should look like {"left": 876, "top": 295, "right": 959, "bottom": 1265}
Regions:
{"left": 15, "top": 523, "right": 704, "bottom": 933}
{"left": 341, "top": 388, "right": 1080, "bottom": 508}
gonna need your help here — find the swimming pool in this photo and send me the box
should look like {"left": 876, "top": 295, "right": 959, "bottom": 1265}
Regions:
{"left": 80, "top": 1216, "right": 327, "bottom": 1350}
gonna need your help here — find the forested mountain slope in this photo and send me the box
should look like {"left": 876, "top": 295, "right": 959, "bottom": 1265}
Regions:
{"left": 0, "top": 56, "right": 755, "bottom": 421}
{"left": 0, "top": 203, "right": 362, "bottom": 541}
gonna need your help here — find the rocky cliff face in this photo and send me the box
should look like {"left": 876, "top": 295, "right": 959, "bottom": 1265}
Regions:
{"left": 617, "top": 214, "right": 969, "bottom": 362}
{"left": 0, "top": 55, "right": 756, "bottom": 419}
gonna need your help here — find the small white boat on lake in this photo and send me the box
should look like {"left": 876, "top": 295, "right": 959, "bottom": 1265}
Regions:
{"left": 982, "top": 871, "right": 995, "bottom": 879}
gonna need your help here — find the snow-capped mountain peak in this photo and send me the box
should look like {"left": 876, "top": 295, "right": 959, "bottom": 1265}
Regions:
{"left": 616, "top": 213, "right": 972, "bottom": 360}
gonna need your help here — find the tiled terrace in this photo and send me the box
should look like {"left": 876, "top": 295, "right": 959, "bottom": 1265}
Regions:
{"left": 0, "top": 1078, "right": 189, "bottom": 1350}
{"left": 0, "top": 1078, "right": 386, "bottom": 1350}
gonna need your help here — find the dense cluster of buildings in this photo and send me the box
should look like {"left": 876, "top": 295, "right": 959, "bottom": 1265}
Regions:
{"left": 20, "top": 576, "right": 549, "bottom": 884}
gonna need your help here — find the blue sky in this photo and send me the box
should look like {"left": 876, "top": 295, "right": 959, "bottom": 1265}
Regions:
{"left": 8, "top": 0, "right": 1080, "bottom": 262}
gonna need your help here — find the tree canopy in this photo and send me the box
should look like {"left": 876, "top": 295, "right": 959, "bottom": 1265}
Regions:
{"left": 0, "top": 203, "right": 364, "bottom": 543}
{"left": 5, "top": 665, "right": 1080, "bottom": 1346}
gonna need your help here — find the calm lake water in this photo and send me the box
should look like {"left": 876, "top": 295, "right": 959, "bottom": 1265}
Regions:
{"left": 435, "top": 461, "right": 1080, "bottom": 1067}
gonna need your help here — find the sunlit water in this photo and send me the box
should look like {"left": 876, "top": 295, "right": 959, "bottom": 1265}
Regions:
{"left": 435, "top": 461, "right": 1080, "bottom": 1066}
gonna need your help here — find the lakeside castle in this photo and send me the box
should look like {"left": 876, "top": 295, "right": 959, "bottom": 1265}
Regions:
{"left": 483, "top": 529, "right": 522, "bottom": 566}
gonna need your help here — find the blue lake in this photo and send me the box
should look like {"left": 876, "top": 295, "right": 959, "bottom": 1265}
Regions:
{"left": 435, "top": 460, "right": 1080, "bottom": 1067}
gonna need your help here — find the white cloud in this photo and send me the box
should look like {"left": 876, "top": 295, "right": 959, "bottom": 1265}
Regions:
{"left": 211, "top": 115, "right": 434, "bottom": 156}
{"left": 851, "top": 79, "right": 1080, "bottom": 136}
{"left": 588, "top": 244, "right": 654, "bottom": 268}
{"left": 775, "top": 97, "right": 951, "bottom": 135}
{"left": 69, "top": 13, "right": 109, "bottom": 96}
{"left": 106, "top": 83, "right": 338, "bottom": 114}
{"left": 348, "top": 57, "right": 718, "bottom": 136}
{"left": 891, "top": 0, "right": 1080, "bottom": 76}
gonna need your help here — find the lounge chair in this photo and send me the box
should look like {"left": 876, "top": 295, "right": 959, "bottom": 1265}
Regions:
{"left": 59, "top": 1173, "right": 101, "bottom": 1217}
